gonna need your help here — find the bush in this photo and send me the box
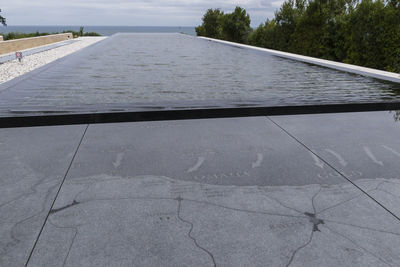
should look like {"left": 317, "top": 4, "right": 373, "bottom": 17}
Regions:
{"left": 196, "top": 6, "right": 252, "bottom": 44}
{"left": 1, "top": 29, "right": 101, "bottom": 41}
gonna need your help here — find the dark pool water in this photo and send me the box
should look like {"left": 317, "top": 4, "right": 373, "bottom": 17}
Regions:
{"left": 0, "top": 33, "right": 399, "bottom": 115}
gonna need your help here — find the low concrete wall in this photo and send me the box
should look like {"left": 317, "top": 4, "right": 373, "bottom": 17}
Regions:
{"left": 0, "top": 33, "right": 73, "bottom": 55}
{"left": 199, "top": 37, "right": 400, "bottom": 84}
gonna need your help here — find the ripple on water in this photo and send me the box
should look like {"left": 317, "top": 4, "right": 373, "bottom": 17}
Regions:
{"left": 1, "top": 33, "right": 400, "bottom": 114}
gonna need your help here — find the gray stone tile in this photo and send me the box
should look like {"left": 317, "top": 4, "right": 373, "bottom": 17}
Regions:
{"left": 27, "top": 173, "right": 400, "bottom": 266}
{"left": 271, "top": 111, "right": 400, "bottom": 218}
{"left": 0, "top": 125, "right": 87, "bottom": 266}
{"left": 27, "top": 117, "right": 400, "bottom": 266}
{"left": 62, "top": 117, "right": 354, "bottom": 187}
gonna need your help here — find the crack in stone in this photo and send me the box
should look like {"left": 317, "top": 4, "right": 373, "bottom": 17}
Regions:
{"left": 68, "top": 194, "right": 307, "bottom": 220}
{"left": 1, "top": 181, "right": 60, "bottom": 262}
{"left": 175, "top": 196, "right": 217, "bottom": 267}
{"left": 59, "top": 185, "right": 400, "bottom": 237}
{"left": 46, "top": 220, "right": 79, "bottom": 267}
{"left": 183, "top": 198, "right": 306, "bottom": 219}
{"left": 311, "top": 187, "right": 322, "bottom": 214}
{"left": 317, "top": 192, "right": 365, "bottom": 215}
{"left": 285, "top": 230, "right": 314, "bottom": 267}
{"left": 262, "top": 194, "right": 304, "bottom": 215}
{"left": 49, "top": 200, "right": 80, "bottom": 215}
{"left": 321, "top": 219, "right": 400, "bottom": 236}
{"left": 323, "top": 225, "right": 392, "bottom": 266}
{"left": 376, "top": 188, "right": 399, "bottom": 199}
{"left": 304, "top": 212, "right": 325, "bottom": 232}
{"left": 0, "top": 211, "right": 42, "bottom": 258}
{"left": 40, "top": 179, "right": 400, "bottom": 266}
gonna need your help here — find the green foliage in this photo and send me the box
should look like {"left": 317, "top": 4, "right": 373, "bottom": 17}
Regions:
{"left": 220, "top": 7, "right": 252, "bottom": 43}
{"left": 196, "top": 9, "right": 224, "bottom": 38}
{"left": 199, "top": 2, "right": 399, "bottom": 72}
{"left": 0, "top": 8, "right": 6, "bottom": 26}
{"left": 1, "top": 30, "right": 101, "bottom": 41}
{"left": 248, "top": 20, "right": 278, "bottom": 49}
{"left": 196, "top": 6, "right": 251, "bottom": 44}
{"left": 2, "top": 31, "right": 51, "bottom": 41}
{"left": 250, "top": 0, "right": 400, "bottom": 72}
{"left": 82, "top": 32, "right": 101, "bottom": 36}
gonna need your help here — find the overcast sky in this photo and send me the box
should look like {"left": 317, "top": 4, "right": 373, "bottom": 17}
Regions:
{"left": 1, "top": 0, "right": 284, "bottom": 27}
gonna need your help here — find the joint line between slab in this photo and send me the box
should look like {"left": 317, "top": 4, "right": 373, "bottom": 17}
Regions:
{"left": 265, "top": 116, "right": 400, "bottom": 222}
{"left": 24, "top": 124, "right": 90, "bottom": 267}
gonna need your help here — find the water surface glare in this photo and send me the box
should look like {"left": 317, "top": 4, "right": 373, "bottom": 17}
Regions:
{"left": 1, "top": 33, "right": 400, "bottom": 115}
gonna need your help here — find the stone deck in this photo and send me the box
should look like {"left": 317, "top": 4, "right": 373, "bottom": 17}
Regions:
{"left": 1, "top": 111, "right": 400, "bottom": 266}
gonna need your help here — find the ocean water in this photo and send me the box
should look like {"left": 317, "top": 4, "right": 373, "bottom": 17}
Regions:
{"left": 0, "top": 26, "right": 196, "bottom": 36}
{"left": 0, "top": 33, "right": 399, "bottom": 116}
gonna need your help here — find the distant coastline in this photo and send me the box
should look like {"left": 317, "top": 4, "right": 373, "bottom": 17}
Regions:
{"left": 0, "top": 26, "right": 196, "bottom": 36}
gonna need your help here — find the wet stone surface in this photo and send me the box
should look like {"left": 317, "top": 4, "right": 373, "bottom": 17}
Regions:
{"left": 271, "top": 110, "right": 400, "bottom": 218}
{"left": 12, "top": 115, "right": 400, "bottom": 266}
{"left": 0, "top": 125, "right": 87, "bottom": 266}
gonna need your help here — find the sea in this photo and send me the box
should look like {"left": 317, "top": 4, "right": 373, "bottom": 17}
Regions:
{"left": 0, "top": 26, "right": 197, "bottom": 36}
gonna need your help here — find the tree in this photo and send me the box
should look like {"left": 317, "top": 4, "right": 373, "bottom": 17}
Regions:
{"left": 0, "top": 9, "right": 6, "bottom": 26}
{"left": 195, "top": 9, "right": 224, "bottom": 38}
{"left": 381, "top": 0, "right": 400, "bottom": 72}
{"left": 196, "top": 6, "right": 251, "bottom": 44}
{"left": 220, "top": 6, "right": 251, "bottom": 43}
{"left": 273, "top": 0, "right": 304, "bottom": 51}
{"left": 289, "top": 0, "right": 349, "bottom": 60}
{"left": 249, "top": 19, "right": 278, "bottom": 49}
{"left": 344, "top": 0, "right": 387, "bottom": 69}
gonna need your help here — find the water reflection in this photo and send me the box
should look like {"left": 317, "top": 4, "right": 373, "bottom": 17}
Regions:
{"left": 0, "top": 33, "right": 400, "bottom": 116}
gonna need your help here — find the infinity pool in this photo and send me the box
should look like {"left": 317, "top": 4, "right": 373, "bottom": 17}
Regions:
{"left": 0, "top": 33, "right": 399, "bottom": 116}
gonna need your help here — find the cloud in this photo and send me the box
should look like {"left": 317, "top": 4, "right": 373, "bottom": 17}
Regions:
{"left": 270, "top": 0, "right": 285, "bottom": 8}
{"left": 1, "top": 0, "right": 282, "bottom": 26}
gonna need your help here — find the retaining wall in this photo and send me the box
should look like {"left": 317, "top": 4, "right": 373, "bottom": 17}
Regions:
{"left": 0, "top": 33, "right": 73, "bottom": 55}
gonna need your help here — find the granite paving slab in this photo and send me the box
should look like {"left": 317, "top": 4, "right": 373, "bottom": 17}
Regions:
{"left": 270, "top": 111, "right": 400, "bottom": 218}
{"left": 0, "top": 124, "right": 87, "bottom": 266}
{"left": 26, "top": 117, "right": 400, "bottom": 266}
{"left": 54, "top": 117, "right": 358, "bottom": 187}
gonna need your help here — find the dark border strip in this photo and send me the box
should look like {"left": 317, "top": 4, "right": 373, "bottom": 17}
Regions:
{"left": 1, "top": 102, "right": 400, "bottom": 128}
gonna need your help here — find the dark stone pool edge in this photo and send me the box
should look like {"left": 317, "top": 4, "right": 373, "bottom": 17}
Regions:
{"left": 1, "top": 102, "right": 400, "bottom": 129}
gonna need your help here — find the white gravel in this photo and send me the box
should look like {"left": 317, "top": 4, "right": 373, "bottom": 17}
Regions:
{"left": 0, "top": 36, "right": 107, "bottom": 84}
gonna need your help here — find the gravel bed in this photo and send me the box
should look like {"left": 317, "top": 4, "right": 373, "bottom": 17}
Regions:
{"left": 0, "top": 36, "right": 107, "bottom": 84}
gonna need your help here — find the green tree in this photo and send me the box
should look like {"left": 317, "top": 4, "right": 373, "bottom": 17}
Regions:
{"left": 220, "top": 6, "right": 251, "bottom": 43}
{"left": 273, "top": 0, "right": 305, "bottom": 51}
{"left": 249, "top": 19, "right": 278, "bottom": 49}
{"left": 289, "top": 0, "right": 349, "bottom": 60}
{"left": 381, "top": 0, "right": 400, "bottom": 72}
{"left": 0, "top": 9, "right": 6, "bottom": 26}
{"left": 345, "top": 0, "right": 387, "bottom": 69}
{"left": 195, "top": 8, "right": 224, "bottom": 38}
{"left": 198, "top": 1, "right": 399, "bottom": 72}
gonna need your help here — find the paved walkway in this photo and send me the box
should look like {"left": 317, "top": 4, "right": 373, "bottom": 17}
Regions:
{"left": 1, "top": 111, "right": 400, "bottom": 266}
